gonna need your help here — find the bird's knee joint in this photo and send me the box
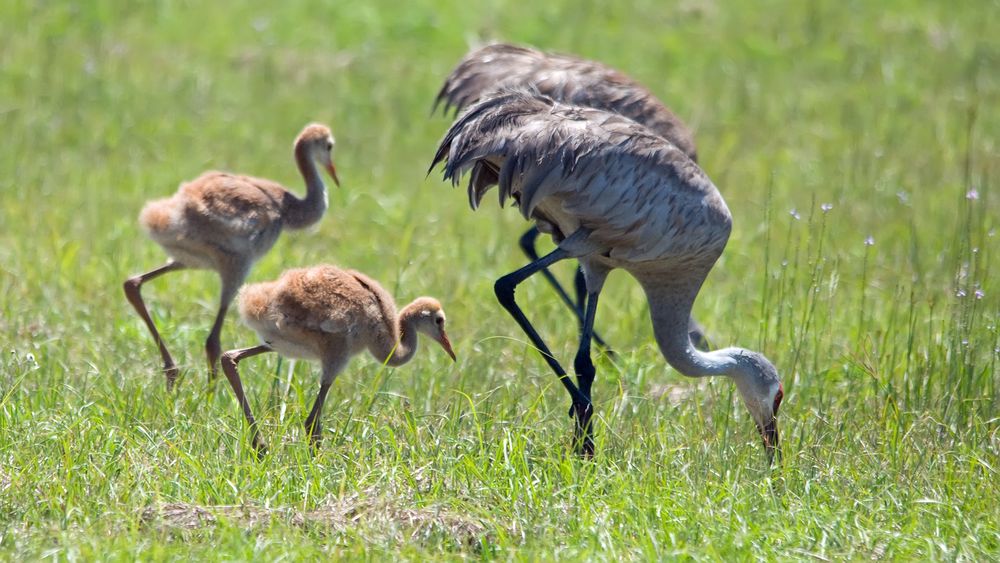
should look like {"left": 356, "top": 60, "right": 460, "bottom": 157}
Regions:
{"left": 494, "top": 278, "right": 516, "bottom": 307}
{"left": 123, "top": 277, "right": 141, "bottom": 295}
{"left": 220, "top": 351, "right": 238, "bottom": 367}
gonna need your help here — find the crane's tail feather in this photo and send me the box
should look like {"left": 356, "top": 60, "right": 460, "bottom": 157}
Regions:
{"left": 429, "top": 90, "right": 558, "bottom": 212}
{"left": 432, "top": 43, "right": 545, "bottom": 116}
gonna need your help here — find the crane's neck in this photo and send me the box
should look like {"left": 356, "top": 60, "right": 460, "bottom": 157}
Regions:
{"left": 639, "top": 273, "right": 738, "bottom": 378}
{"left": 370, "top": 302, "right": 423, "bottom": 367}
{"left": 285, "top": 142, "right": 328, "bottom": 229}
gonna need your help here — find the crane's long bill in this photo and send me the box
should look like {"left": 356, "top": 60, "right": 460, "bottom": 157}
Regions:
{"left": 326, "top": 162, "right": 341, "bottom": 187}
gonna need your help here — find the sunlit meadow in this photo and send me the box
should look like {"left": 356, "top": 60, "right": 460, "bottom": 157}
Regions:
{"left": 0, "top": 0, "right": 997, "bottom": 559}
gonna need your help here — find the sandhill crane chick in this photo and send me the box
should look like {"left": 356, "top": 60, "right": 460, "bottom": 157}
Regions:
{"left": 221, "top": 264, "right": 456, "bottom": 452}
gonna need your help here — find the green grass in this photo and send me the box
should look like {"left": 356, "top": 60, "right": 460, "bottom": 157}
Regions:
{"left": 1, "top": 0, "right": 998, "bottom": 559}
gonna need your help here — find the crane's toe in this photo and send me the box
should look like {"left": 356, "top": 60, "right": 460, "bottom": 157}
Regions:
{"left": 251, "top": 435, "right": 268, "bottom": 457}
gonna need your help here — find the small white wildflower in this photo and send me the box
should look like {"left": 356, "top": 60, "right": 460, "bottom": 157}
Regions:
{"left": 966, "top": 189, "right": 979, "bottom": 200}
{"left": 975, "top": 289, "right": 985, "bottom": 300}
{"left": 252, "top": 17, "right": 270, "bottom": 32}
{"left": 956, "top": 289, "right": 967, "bottom": 298}
{"left": 790, "top": 208, "right": 801, "bottom": 220}
{"left": 896, "top": 191, "right": 909, "bottom": 204}
{"left": 821, "top": 203, "right": 833, "bottom": 213}
{"left": 864, "top": 236, "right": 875, "bottom": 246}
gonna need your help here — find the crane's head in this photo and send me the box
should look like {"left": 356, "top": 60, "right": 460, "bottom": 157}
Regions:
{"left": 408, "top": 297, "right": 457, "bottom": 362}
{"left": 296, "top": 123, "right": 340, "bottom": 187}
{"left": 728, "top": 349, "right": 784, "bottom": 465}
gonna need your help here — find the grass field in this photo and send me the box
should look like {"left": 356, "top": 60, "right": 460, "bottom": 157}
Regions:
{"left": 1, "top": 0, "right": 998, "bottom": 559}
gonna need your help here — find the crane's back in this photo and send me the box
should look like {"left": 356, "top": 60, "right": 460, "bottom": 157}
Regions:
{"left": 139, "top": 172, "right": 288, "bottom": 270}
{"left": 435, "top": 43, "right": 697, "bottom": 161}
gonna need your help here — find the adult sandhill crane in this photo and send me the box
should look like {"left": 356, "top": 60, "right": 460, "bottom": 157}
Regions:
{"left": 434, "top": 43, "right": 705, "bottom": 348}
{"left": 124, "top": 124, "right": 340, "bottom": 389}
{"left": 221, "top": 264, "right": 456, "bottom": 452}
{"left": 429, "top": 91, "right": 783, "bottom": 462}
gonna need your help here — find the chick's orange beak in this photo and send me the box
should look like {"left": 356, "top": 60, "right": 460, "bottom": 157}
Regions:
{"left": 326, "top": 162, "right": 340, "bottom": 187}
{"left": 438, "top": 330, "right": 456, "bottom": 362}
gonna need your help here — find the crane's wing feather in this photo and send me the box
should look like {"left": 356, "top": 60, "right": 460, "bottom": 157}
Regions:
{"left": 430, "top": 91, "right": 730, "bottom": 263}
{"left": 433, "top": 43, "right": 545, "bottom": 115}
{"left": 434, "top": 43, "right": 697, "bottom": 161}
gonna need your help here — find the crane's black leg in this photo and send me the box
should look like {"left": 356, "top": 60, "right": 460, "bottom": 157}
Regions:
{"left": 572, "top": 266, "right": 587, "bottom": 311}
{"left": 572, "top": 268, "right": 611, "bottom": 352}
{"left": 494, "top": 246, "right": 588, "bottom": 407}
{"left": 519, "top": 228, "right": 578, "bottom": 312}
{"left": 571, "top": 289, "right": 600, "bottom": 458}
{"left": 519, "top": 227, "right": 612, "bottom": 352}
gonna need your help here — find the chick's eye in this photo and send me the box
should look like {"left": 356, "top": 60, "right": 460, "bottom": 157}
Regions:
{"left": 435, "top": 317, "right": 444, "bottom": 326}
{"left": 326, "top": 141, "right": 333, "bottom": 150}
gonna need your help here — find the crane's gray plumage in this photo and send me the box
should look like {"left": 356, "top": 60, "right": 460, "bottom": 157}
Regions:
{"left": 429, "top": 90, "right": 782, "bottom": 461}
{"left": 434, "top": 43, "right": 698, "bottom": 162}
{"left": 431, "top": 91, "right": 729, "bottom": 266}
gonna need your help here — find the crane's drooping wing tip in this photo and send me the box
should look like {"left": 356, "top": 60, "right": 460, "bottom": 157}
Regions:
{"left": 430, "top": 82, "right": 453, "bottom": 116}
{"left": 427, "top": 139, "right": 451, "bottom": 176}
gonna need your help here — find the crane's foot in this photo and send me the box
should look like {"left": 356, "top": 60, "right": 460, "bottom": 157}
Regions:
{"left": 305, "top": 421, "right": 324, "bottom": 454}
{"left": 569, "top": 402, "right": 595, "bottom": 459}
{"left": 307, "top": 433, "right": 323, "bottom": 452}
{"left": 250, "top": 433, "right": 268, "bottom": 458}
{"left": 164, "top": 363, "right": 180, "bottom": 391}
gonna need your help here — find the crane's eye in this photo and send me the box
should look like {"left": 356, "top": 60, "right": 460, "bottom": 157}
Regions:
{"left": 435, "top": 317, "right": 444, "bottom": 326}
{"left": 325, "top": 140, "right": 333, "bottom": 150}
